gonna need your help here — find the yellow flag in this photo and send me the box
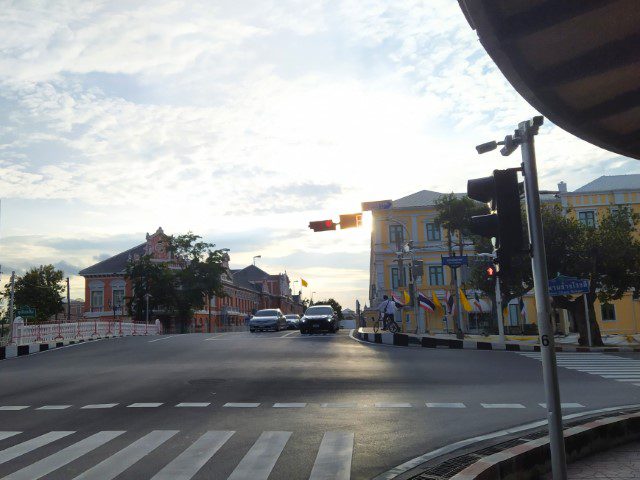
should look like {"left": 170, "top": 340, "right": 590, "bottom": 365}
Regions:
{"left": 459, "top": 288, "right": 473, "bottom": 312}
{"left": 301, "top": 278, "right": 308, "bottom": 287}
{"left": 432, "top": 291, "right": 442, "bottom": 310}
{"left": 403, "top": 290, "right": 411, "bottom": 304}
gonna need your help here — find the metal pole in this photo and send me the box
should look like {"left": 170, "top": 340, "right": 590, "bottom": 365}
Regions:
{"left": 66, "top": 277, "right": 71, "bottom": 323}
{"left": 583, "top": 294, "right": 592, "bottom": 348}
{"left": 520, "top": 118, "right": 567, "bottom": 480}
{"left": 145, "top": 294, "right": 149, "bottom": 330}
{"left": 8, "top": 271, "right": 15, "bottom": 343}
{"left": 452, "top": 266, "right": 463, "bottom": 338}
{"left": 495, "top": 268, "right": 506, "bottom": 342}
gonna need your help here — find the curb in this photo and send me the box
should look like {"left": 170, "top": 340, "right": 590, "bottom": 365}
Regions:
{"left": 0, "top": 335, "right": 144, "bottom": 361}
{"left": 353, "top": 329, "right": 640, "bottom": 352}
{"left": 450, "top": 410, "right": 640, "bottom": 480}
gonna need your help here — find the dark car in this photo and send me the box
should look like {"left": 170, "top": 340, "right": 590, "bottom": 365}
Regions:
{"left": 249, "top": 309, "right": 287, "bottom": 332}
{"left": 284, "top": 314, "right": 300, "bottom": 329}
{"left": 300, "top": 305, "right": 338, "bottom": 334}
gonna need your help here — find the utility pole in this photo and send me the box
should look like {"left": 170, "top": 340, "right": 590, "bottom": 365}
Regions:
{"left": 494, "top": 265, "right": 506, "bottom": 342}
{"left": 66, "top": 277, "right": 71, "bottom": 322}
{"left": 519, "top": 118, "right": 567, "bottom": 480}
{"left": 8, "top": 271, "right": 15, "bottom": 343}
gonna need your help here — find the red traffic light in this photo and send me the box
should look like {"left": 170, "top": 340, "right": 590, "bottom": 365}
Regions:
{"left": 486, "top": 266, "right": 495, "bottom": 276}
{"left": 309, "top": 220, "right": 337, "bottom": 232}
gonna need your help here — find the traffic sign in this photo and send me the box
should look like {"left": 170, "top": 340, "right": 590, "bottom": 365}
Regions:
{"left": 548, "top": 275, "right": 590, "bottom": 296}
{"left": 441, "top": 256, "right": 468, "bottom": 268}
{"left": 361, "top": 199, "right": 392, "bottom": 211}
{"left": 16, "top": 306, "right": 36, "bottom": 317}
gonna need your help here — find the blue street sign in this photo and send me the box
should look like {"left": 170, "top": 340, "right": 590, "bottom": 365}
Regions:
{"left": 442, "top": 256, "right": 468, "bottom": 268}
{"left": 361, "top": 199, "right": 392, "bottom": 211}
{"left": 548, "top": 275, "right": 590, "bottom": 296}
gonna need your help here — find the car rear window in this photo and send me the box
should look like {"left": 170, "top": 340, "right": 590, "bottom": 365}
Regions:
{"left": 305, "top": 306, "right": 333, "bottom": 315}
{"left": 255, "top": 309, "right": 278, "bottom": 317}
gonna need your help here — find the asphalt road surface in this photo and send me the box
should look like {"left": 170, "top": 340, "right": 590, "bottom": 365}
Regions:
{"left": 1, "top": 330, "right": 640, "bottom": 479}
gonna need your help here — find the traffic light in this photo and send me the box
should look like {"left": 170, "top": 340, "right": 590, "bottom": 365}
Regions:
{"left": 309, "top": 220, "right": 337, "bottom": 232}
{"left": 339, "top": 213, "right": 363, "bottom": 229}
{"left": 467, "top": 169, "right": 523, "bottom": 270}
{"left": 485, "top": 265, "right": 496, "bottom": 282}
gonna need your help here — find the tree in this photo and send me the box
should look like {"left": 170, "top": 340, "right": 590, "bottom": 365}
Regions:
{"left": 311, "top": 298, "right": 343, "bottom": 320}
{"left": 3, "top": 265, "right": 65, "bottom": 323}
{"left": 126, "top": 232, "right": 227, "bottom": 333}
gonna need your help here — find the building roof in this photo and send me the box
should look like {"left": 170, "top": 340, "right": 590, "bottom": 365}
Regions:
{"left": 573, "top": 174, "right": 640, "bottom": 193}
{"left": 78, "top": 243, "right": 146, "bottom": 276}
{"left": 392, "top": 190, "right": 463, "bottom": 209}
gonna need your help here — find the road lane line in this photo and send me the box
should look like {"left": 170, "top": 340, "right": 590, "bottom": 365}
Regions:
{"left": 223, "top": 403, "right": 260, "bottom": 408}
{"left": 0, "top": 433, "right": 21, "bottom": 442}
{"left": 539, "top": 403, "right": 584, "bottom": 409}
{"left": 204, "top": 334, "right": 226, "bottom": 341}
{"left": 0, "top": 406, "right": 29, "bottom": 411}
{"left": 309, "top": 432, "right": 354, "bottom": 480}
{"left": 73, "top": 430, "right": 178, "bottom": 480}
{"left": 280, "top": 331, "right": 298, "bottom": 338}
{"left": 127, "top": 403, "right": 163, "bottom": 408}
{"left": 36, "top": 405, "right": 72, "bottom": 410}
{"left": 81, "top": 404, "right": 118, "bottom": 409}
{"left": 426, "top": 403, "right": 466, "bottom": 408}
{"left": 227, "top": 431, "right": 291, "bottom": 480}
{"left": 176, "top": 403, "right": 210, "bottom": 408}
{"left": 320, "top": 403, "right": 357, "bottom": 408}
{"left": 150, "top": 430, "right": 234, "bottom": 480}
{"left": 273, "top": 403, "right": 306, "bottom": 408}
{"left": 0, "top": 432, "right": 75, "bottom": 465}
{"left": 374, "top": 403, "right": 412, "bottom": 408}
{"left": 481, "top": 403, "right": 525, "bottom": 409}
{"left": 148, "top": 336, "right": 175, "bottom": 343}
{"left": 2, "top": 431, "right": 124, "bottom": 480}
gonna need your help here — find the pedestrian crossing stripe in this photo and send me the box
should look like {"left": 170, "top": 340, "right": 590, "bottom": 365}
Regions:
{"left": 0, "top": 430, "right": 354, "bottom": 480}
{"left": 517, "top": 352, "right": 640, "bottom": 386}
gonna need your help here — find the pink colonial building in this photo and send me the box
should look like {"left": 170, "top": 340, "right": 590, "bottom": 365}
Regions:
{"left": 79, "top": 227, "right": 304, "bottom": 333}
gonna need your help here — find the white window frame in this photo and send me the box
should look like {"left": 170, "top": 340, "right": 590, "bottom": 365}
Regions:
{"left": 578, "top": 210, "right": 596, "bottom": 227}
{"left": 426, "top": 222, "right": 441, "bottom": 242}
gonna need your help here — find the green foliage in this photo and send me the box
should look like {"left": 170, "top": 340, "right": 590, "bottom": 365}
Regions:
{"left": 311, "top": 298, "right": 343, "bottom": 320}
{"left": 434, "top": 193, "right": 489, "bottom": 255}
{"left": 3, "top": 265, "right": 65, "bottom": 322}
{"left": 126, "top": 232, "right": 227, "bottom": 331}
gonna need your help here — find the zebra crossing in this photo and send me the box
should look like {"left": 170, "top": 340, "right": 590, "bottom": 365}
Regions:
{"left": 518, "top": 352, "right": 640, "bottom": 386}
{"left": 0, "top": 429, "right": 354, "bottom": 480}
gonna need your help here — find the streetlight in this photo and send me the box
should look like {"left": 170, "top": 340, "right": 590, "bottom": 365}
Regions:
{"left": 253, "top": 255, "right": 261, "bottom": 266}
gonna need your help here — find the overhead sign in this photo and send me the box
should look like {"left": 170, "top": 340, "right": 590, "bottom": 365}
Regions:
{"left": 361, "top": 199, "right": 392, "bottom": 211}
{"left": 16, "top": 306, "right": 36, "bottom": 317}
{"left": 442, "top": 256, "right": 468, "bottom": 268}
{"left": 548, "top": 275, "right": 590, "bottom": 296}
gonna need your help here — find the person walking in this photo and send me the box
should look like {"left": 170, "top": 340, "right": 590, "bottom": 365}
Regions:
{"left": 377, "top": 295, "right": 396, "bottom": 331}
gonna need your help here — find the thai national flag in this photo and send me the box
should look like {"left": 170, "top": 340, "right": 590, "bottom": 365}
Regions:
{"left": 392, "top": 293, "right": 404, "bottom": 308}
{"left": 418, "top": 292, "right": 435, "bottom": 312}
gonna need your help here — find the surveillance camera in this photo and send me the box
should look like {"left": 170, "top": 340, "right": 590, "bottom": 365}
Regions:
{"left": 475, "top": 141, "right": 497, "bottom": 154}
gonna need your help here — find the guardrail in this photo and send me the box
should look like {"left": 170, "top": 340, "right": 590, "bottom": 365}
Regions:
{"left": 10, "top": 319, "right": 161, "bottom": 345}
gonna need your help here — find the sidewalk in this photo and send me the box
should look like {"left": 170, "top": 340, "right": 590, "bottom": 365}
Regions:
{"left": 547, "top": 440, "right": 640, "bottom": 479}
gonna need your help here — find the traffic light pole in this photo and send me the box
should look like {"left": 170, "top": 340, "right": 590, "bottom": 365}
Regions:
{"left": 495, "top": 264, "right": 506, "bottom": 343}
{"left": 519, "top": 119, "right": 567, "bottom": 480}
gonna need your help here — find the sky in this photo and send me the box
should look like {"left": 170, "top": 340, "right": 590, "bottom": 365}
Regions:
{"left": 1, "top": 0, "right": 639, "bottom": 309}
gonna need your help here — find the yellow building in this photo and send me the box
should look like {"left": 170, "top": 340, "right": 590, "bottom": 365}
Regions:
{"left": 367, "top": 191, "right": 488, "bottom": 333}
{"left": 519, "top": 175, "right": 640, "bottom": 335}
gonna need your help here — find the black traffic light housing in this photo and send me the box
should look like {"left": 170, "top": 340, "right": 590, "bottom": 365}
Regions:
{"left": 309, "top": 220, "right": 337, "bottom": 232}
{"left": 467, "top": 169, "right": 524, "bottom": 271}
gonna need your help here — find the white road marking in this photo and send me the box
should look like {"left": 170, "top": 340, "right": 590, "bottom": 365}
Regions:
{"left": 320, "top": 403, "right": 357, "bottom": 408}
{"left": 148, "top": 336, "right": 175, "bottom": 343}
{"left": 36, "top": 405, "right": 71, "bottom": 410}
{"left": 273, "top": 403, "right": 306, "bottom": 408}
{"left": 150, "top": 430, "right": 234, "bottom": 480}
{"left": 0, "top": 431, "right": 74, "bottom": 465}
{"left": 0, "top": 406, "right": 29, "bottom": 411}
{"left": 81, "top": 404, "right": 118, "bottom": 409}
{"left": 539, "top": 403, "right": 584, "bottom": 409}
{"left": 309, "top": 431, "right": 354, "bottom": 480}
{"left": 2, "top": 431, "right": 124, "bottom": 480}
{"left": 204, "top": 334, "right": 226, "bottom": 341}
{"left": 74, "top": 430, "right": 177, "bottom": 480}
{"left": 223, "top": 402, "right": 260, "bottom": 408}
{"left": 280, "top": 331, "right": 298, "bottom": 338}
{"left": 227, "top": 431, "right": 291, "bottom": 480}
{"left": 374, "top": 403, "right": 412, "bottom": 408}
{"left": 0, "top": 432, "right": 21, "bottom": 442}
{"left": 426, "top": 402, "right": 466, "bottom": 408}
{"left": 176, "top": 402, "right": 210, "bottom": 408}
{"left": 481, "top": 403, "right": 525, "bottom": 409}
{"left": 127, "top": 403, "right": 163, "bottom": 408}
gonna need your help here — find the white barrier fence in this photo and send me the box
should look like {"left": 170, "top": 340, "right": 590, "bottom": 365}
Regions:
{"left": 11, "top": 318, "right": 162, "bottom": 346}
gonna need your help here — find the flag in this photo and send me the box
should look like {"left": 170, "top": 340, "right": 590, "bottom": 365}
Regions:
{"left": 519, "top": 298, "right": 527, "bottom": 318}
{"left": 418, "top": 292, "right": 435, "bottom": 312}
{"left": 301, "top": 278, "right": 308, "bottom": 287}
{"left": 459, "top": 288, "right": 472, "bottom": 312}
{"left": 432, "top": 291, "right": 442, "bottom": 310}
{"left": 392, "top": 293, "right": 404, "bottom": 308}
{"left": 403, "top": 290, "right": 411, "bottom": 304}
{"left": 473, "top": 292, "right": 483, "bottom": 313}
{"left": 445, "top": 290, "right": 456, "bottom": 315}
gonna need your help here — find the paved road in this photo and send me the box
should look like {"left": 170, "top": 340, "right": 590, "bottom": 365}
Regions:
{"left": 1, "top": 330, "right": 640, "bottom": 479}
